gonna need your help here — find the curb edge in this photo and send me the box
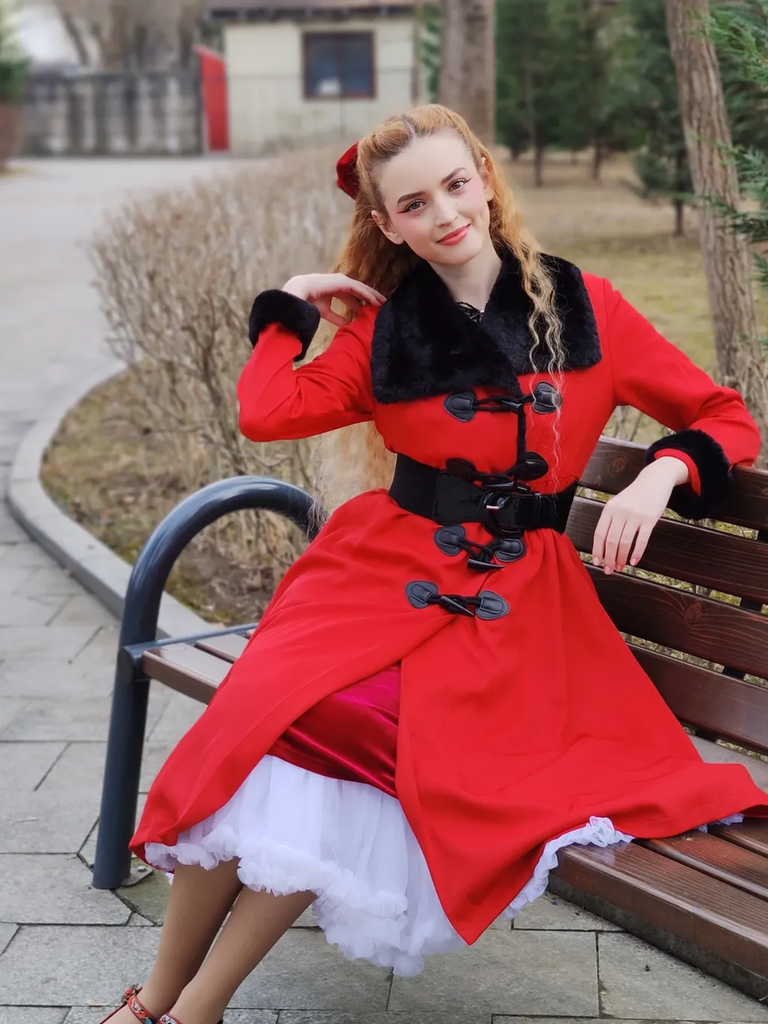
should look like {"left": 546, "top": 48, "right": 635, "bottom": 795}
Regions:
{"left": 7, "top": 360, "right": 209, "bottom": 639}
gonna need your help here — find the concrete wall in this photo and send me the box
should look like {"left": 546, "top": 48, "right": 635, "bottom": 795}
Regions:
{"left": 21, "top": 70, "right": 203, "bottom": 156}
{"left": 224, "top": 15, "right": 417, "bottom": 155}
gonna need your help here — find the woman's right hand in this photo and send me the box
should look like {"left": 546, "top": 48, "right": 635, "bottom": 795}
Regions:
{"left": 283, "top": 274, "right": 386, "bottom": 328}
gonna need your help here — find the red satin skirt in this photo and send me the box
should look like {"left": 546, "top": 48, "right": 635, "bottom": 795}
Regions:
{"left": 266, "top": 662, "right": 400, "bottom": 799}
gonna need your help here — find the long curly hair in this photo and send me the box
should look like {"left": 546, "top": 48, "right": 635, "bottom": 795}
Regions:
{"left": 309, "top": 104, "right": 565, "bottom": 515}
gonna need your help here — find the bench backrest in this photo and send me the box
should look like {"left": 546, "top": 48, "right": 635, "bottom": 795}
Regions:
{"left": 569, "top": 437, "right": 768, "bottom": 758}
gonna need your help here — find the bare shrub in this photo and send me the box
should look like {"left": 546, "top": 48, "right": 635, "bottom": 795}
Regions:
{"left": 90, "top": 148, "right": 350, "bottom": 596}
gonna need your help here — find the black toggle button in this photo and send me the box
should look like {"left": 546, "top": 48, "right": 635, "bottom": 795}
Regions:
{"left": 405, "top": 580, "right": 439, "bottom": 608}
{"left": 532, "top": 382, "right": 562, "bottom": 414}
{"left": 434, "top": 524, "right": 466, "bottom": 556}
{"left": 444, "top": 391, "right": 477, "bottom": 422}
{"left": 514, "top": 452, "right": 549, "bottom": 481}
{"left": 476, "top": 591, "right": 510, "bottom": 620}
{"left": 492, "top": 537, "right": 527, "bottom": 562}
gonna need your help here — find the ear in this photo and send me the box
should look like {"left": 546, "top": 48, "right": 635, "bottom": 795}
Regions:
{"left": 371, "top": 209, "right": 405, "bottom": 246}
{"left": 479, "top": 156, "right": 494, "bottom": 202}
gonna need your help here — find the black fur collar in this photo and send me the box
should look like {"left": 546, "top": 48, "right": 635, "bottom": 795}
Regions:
{"left": 371, "top": 249, "right": 600, "bottom": 404}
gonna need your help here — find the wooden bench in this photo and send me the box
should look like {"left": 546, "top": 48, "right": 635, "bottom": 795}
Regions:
{"left": 92, "top": 436, "right": 768, "bottom": 1000}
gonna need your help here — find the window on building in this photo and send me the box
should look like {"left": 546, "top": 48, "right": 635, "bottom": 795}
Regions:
{"left": 303, "top": 32, "right": 375, "bottom": 99}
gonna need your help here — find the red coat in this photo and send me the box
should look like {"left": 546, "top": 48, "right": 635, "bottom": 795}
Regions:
{"left": 131, "top": 253, "right": 768, "bottom": 944}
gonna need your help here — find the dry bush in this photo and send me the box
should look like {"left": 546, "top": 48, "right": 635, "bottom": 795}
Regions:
{"left": 90, "top": 148, "right": 350, "bottom": 599}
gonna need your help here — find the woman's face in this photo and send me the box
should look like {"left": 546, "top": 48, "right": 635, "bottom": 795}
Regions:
{"left": 372, "top": 132, "right": 494, "bottom": 266}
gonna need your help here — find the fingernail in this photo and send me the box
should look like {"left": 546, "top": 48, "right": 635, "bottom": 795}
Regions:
{"left": 604, "top": 567, "right": 613, "bottom": 575}
{"left": 592, "top": 556, "right": 599, "bottom": 566}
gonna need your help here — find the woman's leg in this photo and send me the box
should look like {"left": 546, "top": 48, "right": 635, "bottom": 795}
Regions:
{"left": 114, "top": 859, "right": 245, "bottom": 1020}
{"left": 165, "top": 887, "right": 317, "bottom": 1024}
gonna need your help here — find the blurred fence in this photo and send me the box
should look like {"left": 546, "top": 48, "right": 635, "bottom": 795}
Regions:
{"left": 19, "top": 66, "right": 416, "bottom": 158}
{"left": 21, "top": 69, "right": 203, "bottom": 156}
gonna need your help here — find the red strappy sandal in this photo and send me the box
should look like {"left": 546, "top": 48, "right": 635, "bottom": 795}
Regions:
{"left": 97, "top": 985, "right": 157, "bottom": 1024}
{"left": 95, "top": 983, "right": 225, "bottom": 1024}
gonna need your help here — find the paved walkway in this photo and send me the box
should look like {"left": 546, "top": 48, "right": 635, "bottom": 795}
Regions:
{"left": 1, "top": 159, "right": 767, "bottom": 1024}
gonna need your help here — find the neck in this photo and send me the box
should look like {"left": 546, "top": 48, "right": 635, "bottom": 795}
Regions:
{"left": 428, "top": 236, "right": 503, "bottom": 309}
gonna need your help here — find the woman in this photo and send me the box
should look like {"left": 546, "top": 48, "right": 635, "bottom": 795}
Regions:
{"left": 103, "top": 104, "right": 768, "bottom": 1024}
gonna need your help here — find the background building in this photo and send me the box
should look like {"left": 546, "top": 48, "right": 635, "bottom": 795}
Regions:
{"left": 206, "top": 0, "right": 419, "bottom": 155}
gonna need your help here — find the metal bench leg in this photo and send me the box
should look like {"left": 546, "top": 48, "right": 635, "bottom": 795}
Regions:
{"left": 92, "top": 660, "right": 151, "bottom": 889}
{"left": 90, "top": 475, "right": 316, "bottom": 890}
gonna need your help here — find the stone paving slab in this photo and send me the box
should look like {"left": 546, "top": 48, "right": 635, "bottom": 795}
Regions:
{"left": 512, "top": 891, "right": 622, "bottom": 931}
{"left": 0, "top": 657, "right": 117, "bottom": 698}
{"left": 0, "top": 788, "right": 98, "bottom": 854}
{"left": 0, "top": 1010, "right": 68, "bottom": 1024}
{"left": 146, "top": 689, "right": 210, "bottom": 746}
{"left": 0, "top": 567, "right": 37, "bottom": 592}
{"left": 0, "top": 542, "right": 57, "bottom": 570}
{"left": 0, "top": 926, "right": 160, "bottom": 1006}
{"left": 47, "top": 594, "right": 118, "bottom": 629}
{"left": 0, "top": 625, "right": 98, "bottom": 660}
{"left": 277, "top": 1015, "right": 490, "bottom": 1024}
{"left": 2, "top": 690, "right": 167, "bottom": 743}
{"left": 78, "top": 794, "right": 148, "bottom": 871}
{"left": 597, "top": 933, "right": 768, "bottom": 1021}
{"left": 0, "top": 855, "right": 130, "bottom": 925}
{"left": 15, "top": 565, "right": 88, "bottom": 598}
{"left": 0, "top": 696, "right": 31, "bottom": 733}
{"left": 0, "top": 593, "right": 69, "bottom": 627}
{"left": 0, "top": 928, "right": 17, "bottom": 958}
{"left": 0, "top": 742, "right": 65, "bottom": 789}
{"left": 228, "top": 929, "right": 391, "bottom": 1011}
{"left": 389, "top": 930, "right": 598, "bottom": 1018}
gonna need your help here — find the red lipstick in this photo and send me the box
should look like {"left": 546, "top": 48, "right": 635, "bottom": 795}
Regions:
{"left": 438, "top": 224, "right": 470, "bottom": 245}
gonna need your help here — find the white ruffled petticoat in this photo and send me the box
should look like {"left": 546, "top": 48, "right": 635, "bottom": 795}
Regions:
{"left": 144, "top": 754, "right": 743, "bottom": 977}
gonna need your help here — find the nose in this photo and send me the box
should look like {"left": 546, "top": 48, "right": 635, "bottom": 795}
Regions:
{"left": 433, "top": 193, "right": 458, "bottom": 226}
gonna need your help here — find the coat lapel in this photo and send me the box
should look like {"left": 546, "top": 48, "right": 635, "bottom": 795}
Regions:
{"left": 370, "top": 250, "right": 600, "bottom": 405}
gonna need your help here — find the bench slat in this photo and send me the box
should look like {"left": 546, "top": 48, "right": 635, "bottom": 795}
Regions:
{"left": 588, "top": 567, "right": 768, "bottom": 680}
{"left": 582, "top": 440, "right": 768, "bottom": 531}
{"left": 195, "top": 632, "right": 251, "bottom": 662}
{"left": 630, "top": 646, "right": 768, "bottom": 754}
{"left": 642, "top": 832, "right": 768, "bottom": 902}
{"left": 690, "top": 735, "right": 768, "bottom": 793}
{"left": 710, "top": 821, "right": 768, "bottom": 857}
{"left": 568, "top": 497, "right": 768, "bottom": 603}
{"left": 142, "top": 644, "right": 230, "bottom": 704}
{"left": 554, "top": 840, "right": 768, "bottom": 981}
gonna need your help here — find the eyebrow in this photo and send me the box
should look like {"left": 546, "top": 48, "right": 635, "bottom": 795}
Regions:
{"left": 396, "top": 167, "right": 468, "bottom": 206}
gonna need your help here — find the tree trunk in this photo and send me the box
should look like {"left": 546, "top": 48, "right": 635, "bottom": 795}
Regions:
{"left": 439, "top": 0, "right": 496, "bottom": 143}
{"left": 665, "top": 0, "right": 768, "bottom": 449}
{"left": 674, "top": 197, "right": 685, "bottom": 237}
{"left": 592, "top": 140, "right": 603, "bottom": 181}
{"left": 534, "top": 143, "right": 545, "bottom": 188}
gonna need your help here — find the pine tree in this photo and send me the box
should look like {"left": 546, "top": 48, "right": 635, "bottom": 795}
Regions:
{"left": 496, "top": 0, "right": 561, "bottom": 185}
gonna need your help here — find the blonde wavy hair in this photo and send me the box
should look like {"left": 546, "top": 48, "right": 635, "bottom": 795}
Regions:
{"left": 310, "top": 104, "right": 565, "bottom": 516}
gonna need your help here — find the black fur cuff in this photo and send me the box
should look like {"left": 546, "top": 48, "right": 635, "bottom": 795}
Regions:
{"left": 645, "top": 428, "right": 732, "bottom": 519}
{"left": 248, "top": 289, "right": 321, "bottom": 359}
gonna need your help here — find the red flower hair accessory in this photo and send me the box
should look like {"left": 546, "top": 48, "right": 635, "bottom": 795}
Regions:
{"left": 336, "top": 141, "right": 360, "bottom": 200}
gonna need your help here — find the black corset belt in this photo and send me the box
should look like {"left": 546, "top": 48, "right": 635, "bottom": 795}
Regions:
{"left": 389, "top": 453, "right": 577, "bottom": 538}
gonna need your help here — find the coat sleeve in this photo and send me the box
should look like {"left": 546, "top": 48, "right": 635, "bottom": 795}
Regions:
{"left": 601, "top": 277, "right": 761, "bottom": 519}
{"left": 237, "top": 289, "right": 375, "bottom": 442}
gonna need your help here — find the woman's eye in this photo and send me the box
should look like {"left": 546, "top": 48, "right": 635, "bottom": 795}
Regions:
{"left": 404, "top": 200, "right": 425, "bottom": 213}
{"left": 449, "top": 178, "right": 469, "bottom": 191}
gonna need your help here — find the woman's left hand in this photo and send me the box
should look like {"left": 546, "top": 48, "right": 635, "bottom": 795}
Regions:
{"left": 591, "top": 456, "right": 689, "bottom": 573}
